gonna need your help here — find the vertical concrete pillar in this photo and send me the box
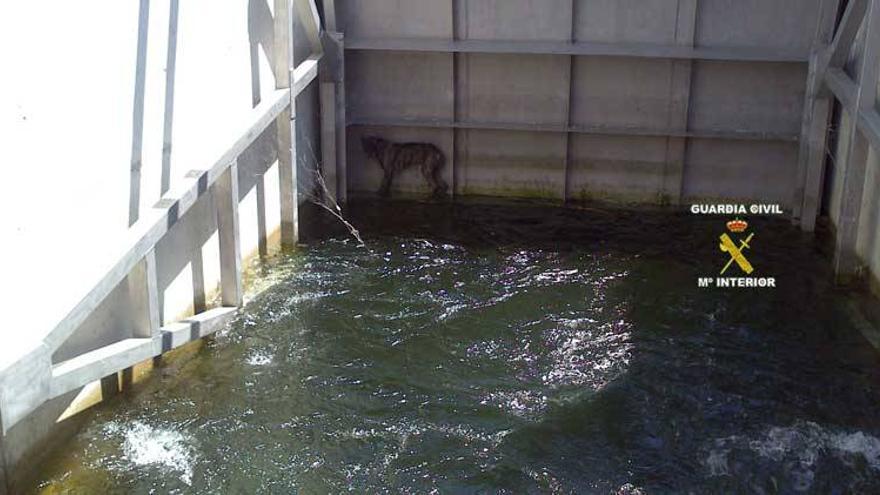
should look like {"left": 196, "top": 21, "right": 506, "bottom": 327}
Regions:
{"left": 321, "top": 82, "right": 339, "bottom": 200}
{"left": 452, "top": 0, "right": 467, "bottom": 197}
{"left": 335, "top": 35, "right": 347, "bottom": 203}
{"left": 796, "top": 0, "right": 842, "bottom": 230}
{"left": 216, "top": 161, "right": 243, "bottom": 306}
{"left": 100, "top": 373, "right": 119, "bottom": 399}
{"left": 662, "top": 0, "right": 698, "bottom": 205}
{"left": 562, "top": 0, "right": 576, "bottom": 202}
{"left": 121, "top": 248, "right": 160, "bottom": 391}
{"left": 320, "top": 15, "right": 346, "bottom": 202}
{"left": 276, "top": 0, "right": 298, "bottom": 247}
{"left": 446, "top": 0, "right": 458, "bottom": 198}
{"left": 835, "top": 0, "right": 880, "bottom": 282}
{"left": 128, "top": 249, "right": 160, "bottom": 339}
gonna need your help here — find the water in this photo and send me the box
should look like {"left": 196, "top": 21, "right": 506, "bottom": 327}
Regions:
{"left": 32, "top": 199, "right": 880, "bottom": 494}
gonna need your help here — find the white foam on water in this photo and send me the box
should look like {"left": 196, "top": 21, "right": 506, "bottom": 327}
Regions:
{"left": 114, "top": 421, "right": 197, "bottom": 485}
{"left": 541, "top": 321, "right": 633, "bottom": 389}
{"left": 482, "top": 389, "right": 548, "bottom": 419}
{"left": 703, "top": 421, "right": 880, "bottom": 492}
{"left": 615, "top": 483, "right": 647, "bottom": 495}
{"left": 246, "top": 349, "right": 273, "bottom": 366}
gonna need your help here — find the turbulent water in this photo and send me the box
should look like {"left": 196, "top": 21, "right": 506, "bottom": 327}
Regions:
{"left": 32, "top": 199, "right": 880, "bottom": 494}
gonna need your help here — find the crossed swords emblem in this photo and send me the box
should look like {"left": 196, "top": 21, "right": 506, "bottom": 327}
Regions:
{"left": 719, "top": 232, "right": 754, "bottom": 275}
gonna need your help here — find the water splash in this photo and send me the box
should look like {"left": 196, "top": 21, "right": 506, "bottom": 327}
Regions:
{"left": 107, "top": 421, "right": 197, "bottom": 485}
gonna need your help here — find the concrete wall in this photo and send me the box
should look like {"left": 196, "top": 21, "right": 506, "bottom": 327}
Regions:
{"left": 338, "top": 0, "right": 820, "bottom": 208}
{"left": 829, "top": 88, "right": 880, "bottom": 296}
{"left": 0, "top": 1, "right": 320, "bottom": 491}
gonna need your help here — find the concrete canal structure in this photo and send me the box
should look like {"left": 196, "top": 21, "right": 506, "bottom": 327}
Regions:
{"left": 3, "top": 0, "right": 880, "bottom": 491}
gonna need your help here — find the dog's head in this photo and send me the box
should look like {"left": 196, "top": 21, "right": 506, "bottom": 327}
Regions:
{"left": 361, "top": 136, "right": 388, "bottom": 160}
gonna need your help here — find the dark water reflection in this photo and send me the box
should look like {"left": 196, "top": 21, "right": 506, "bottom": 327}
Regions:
{"left": 33, "top": 199, "right": 880, "bottom": 494}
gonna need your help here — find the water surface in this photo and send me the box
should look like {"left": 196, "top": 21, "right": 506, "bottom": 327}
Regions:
{"left": 34, "top": 199, "right": 880, "bottom": 494}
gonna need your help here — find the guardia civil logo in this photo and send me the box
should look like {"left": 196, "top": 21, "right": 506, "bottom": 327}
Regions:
{"left": 691, "top": 204, "right": 778, "bottom": 289}
{"left": 719, "top": 218, "right": 753, "bottom": 275}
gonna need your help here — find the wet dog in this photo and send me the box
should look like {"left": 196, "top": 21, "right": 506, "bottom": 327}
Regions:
{"left": 361, "top": 136, "right": 448, "bottom": 198}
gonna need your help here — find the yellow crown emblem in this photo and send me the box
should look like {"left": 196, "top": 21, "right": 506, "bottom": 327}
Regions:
{"left": 727, "top": 218, "right": 748, "bottom": 233}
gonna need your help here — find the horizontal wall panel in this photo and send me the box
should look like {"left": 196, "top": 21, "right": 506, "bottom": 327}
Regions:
{"left": 458, "top": 53, "right": 569, "bottom": 125}
{"left": 456, "top": 129, "right": 565, "bottom": 198}
{"left": 568, "top": 134, "right": 670, "bottom": 202}
{"left": 570, "top": 56, "right": 676, "bottom": 130}
{"left": 347, "top": 126, "right": 454, "bottom": 195}
{"left": 574, "top": 0, "right": 680, "bottom": 44}
{"left": 696, "top": 0, "right": 820, "bottom": 56}
{"left": 689, "top": 61, "right": 806, "bottom": 136}
{"left": 460, "top": 0, "right": 572, "bottom": 41}
{"left": 338, "top": 0, "right": 451, "bottom": 39}
{"left": 347, "top": 51, "right": 453, "bottom": 121}
{"left": 683, "top": 139, "right": 799, "bottom": 207}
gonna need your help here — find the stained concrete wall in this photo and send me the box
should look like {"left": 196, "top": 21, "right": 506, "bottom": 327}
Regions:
{"left": 0, "top": 1, "right": 320, "bottom": 491}
{"left": 338, "top": 0, "right": 820, "bottom": 208}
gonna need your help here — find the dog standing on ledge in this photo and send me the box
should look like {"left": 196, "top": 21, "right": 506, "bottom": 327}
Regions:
{"left": 362, "top": 136, "right": 449, "bottom": 198}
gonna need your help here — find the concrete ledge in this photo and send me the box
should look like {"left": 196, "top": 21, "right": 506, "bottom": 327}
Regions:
{"left": 348, "top": 117, "right": 799, "bottom": 143}
{"left": 345, "top": 37, "right": 809, "bottom": 63}
{"left": 50, "top": 338, "right": 158, "bottom": 400}
{"left": 160, "top": 307, "right": 238, "bottom": 352}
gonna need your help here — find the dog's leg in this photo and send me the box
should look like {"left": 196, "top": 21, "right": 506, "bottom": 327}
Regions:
{"left": 379, "top": 168, "right": 393, "bottom": 197}
{"left": 425, "top": 154, "right": 448, "bottom": 198}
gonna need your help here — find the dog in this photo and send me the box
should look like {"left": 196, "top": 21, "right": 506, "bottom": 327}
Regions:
{"left": 361, "top": 136, "right": 448, "bottom": 198}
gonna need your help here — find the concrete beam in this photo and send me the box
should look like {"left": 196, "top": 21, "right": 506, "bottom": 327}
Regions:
{"left": 321, "top": 0, "right": 337, "bottom": 31}
{"left": 828, "top": 0, "right": 870, "bottom": 68}
{"left": 826, "top": 67, "right": 859, "bottom": 108}
{"left": 295, "top": 0, "right": 324, "bottom": 54}
{"left": 345, "top": 37, "right": 809, "bottom": 63}
{"left": 293, "top": 54, "right": 320, "bottom": 95}
{"left": 50, "top": 338, "right": 156, "bottom": 400}
{"left": 348, "top": 117, "right": 799, "bottom": 142}
{"left": 159, "top": 307, "right": 237, "bottom": 352}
